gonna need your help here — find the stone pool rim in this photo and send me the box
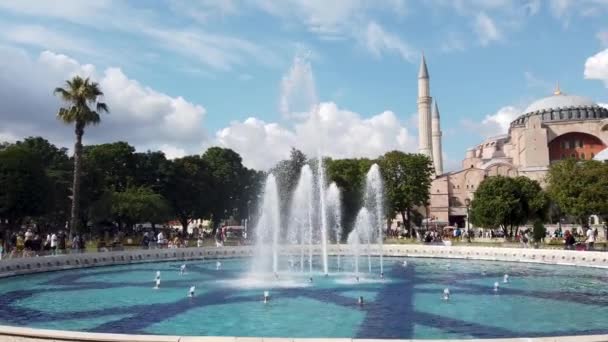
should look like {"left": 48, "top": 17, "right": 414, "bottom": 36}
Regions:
{"left": 1, "top": 244, "right": 607, "bottom": 342}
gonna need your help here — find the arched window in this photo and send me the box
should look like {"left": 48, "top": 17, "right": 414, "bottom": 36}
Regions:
{"left": 591, "top": 153, "right": 595, "bottom": 159}
{"left": 581, "top": 153, "right": 585, "bottom": 160}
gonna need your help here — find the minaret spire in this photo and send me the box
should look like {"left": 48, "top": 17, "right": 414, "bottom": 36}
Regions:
{"left": 431, "top": 100, "right": 443, "bottom": 175}
{"left": 417, "top": 53, "right": 433, "bottom": 159}
{"left": 419, "top": 53, "right": 429, "bottom": 79}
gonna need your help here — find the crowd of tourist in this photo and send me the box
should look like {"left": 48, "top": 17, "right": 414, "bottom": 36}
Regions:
{"left": 1, "top": 222, "right": 604, "bottom": 259}
{"left": 1, "top": 229, "right": 87, "bottom": 259}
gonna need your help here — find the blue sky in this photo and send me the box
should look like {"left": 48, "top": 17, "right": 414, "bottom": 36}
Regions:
{"left": 0, "top": 0, "right": 607, "bottom": 170}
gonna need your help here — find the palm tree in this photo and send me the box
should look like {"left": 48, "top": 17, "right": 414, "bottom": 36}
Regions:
{"left": 54, "top": 76, "right": 109, "bottom": 235}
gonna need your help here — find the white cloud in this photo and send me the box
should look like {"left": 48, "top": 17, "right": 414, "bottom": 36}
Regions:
{"left": 140, "top": 27, "right": 281, "bottom": 71}
{"left": 0, "top": 24, "right": 97, "bottom": 57}
{"left": 0, "top": 0, "right": 114, "bottom": 23}
{"left": 599, "top": 103, "right": 608, "bottom": 109}
{"left": 474, "top": 12, "right": 501, "bottom": 46}
{"left": 252, "top": 0, "right": 413, "bottom": 59}
{"left": 362, "top": 21, "right": 416, "bottom": 61}
{"left": 584, "top": 49, "right": 608, "bottom": 86}
{"left": 0, "top": 47, "right": 207, "bottom": 157}
{"left": 215, "top": 102, "right": 416, "bottom": 170}
{"left": 462, "top": 106, "right": 520, "bottom": 138}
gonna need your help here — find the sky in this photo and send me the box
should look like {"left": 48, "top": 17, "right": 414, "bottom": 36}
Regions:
{"left": 1, "top": 0, "right": 608, "bottom": 171}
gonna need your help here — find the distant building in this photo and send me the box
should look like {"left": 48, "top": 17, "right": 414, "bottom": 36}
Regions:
{"left": 416, "top": 57, "right": 608, "bottom": 227}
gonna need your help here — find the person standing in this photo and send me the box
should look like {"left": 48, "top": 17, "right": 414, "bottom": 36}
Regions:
{"left": 586, "top": 227, "right": 596, "bottom": 251}
{"left": 50, "top": 233, "right": 58, "bottom": 255}
{"left": 157, "top": 231, "right": 165, "bottom": 249}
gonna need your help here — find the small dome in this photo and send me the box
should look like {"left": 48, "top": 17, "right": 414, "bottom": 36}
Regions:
{"left": 594, "top": 147, "right": 608, "bottom": 161}
{"left": 523, "top": 93, "right": 595, "bottom": 114}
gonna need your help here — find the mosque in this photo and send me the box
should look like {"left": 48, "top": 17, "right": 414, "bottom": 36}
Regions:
{"left": 416, "top": 56, "right": 608, "bottom": 227}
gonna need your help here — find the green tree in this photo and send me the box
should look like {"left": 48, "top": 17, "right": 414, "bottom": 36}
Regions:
{"left": 532, "top": 220, "right": 546, "bottom": 245}
{"left": 133, "top": 151, "right": 170, "bottom": 193}
{"left": 547, "top": 159, "right": 608, "bottom": 227}
{"left": 470, "top": 176, "right": 548, "bottom": 237}
{"left": 84, "top": 142, "right": 136, "bottom": 192}
{"left": 110, "top": 187, "right": 170, "bottom": 230}
{"left": 54, "top": 76, "right": 109, "bottom": 234}
{"left": 162, "top": 156, "right": 213, "bottom": 232}
{"left": 378, "top": 151, "right": 434, "bottom": 237}
{"left": 325, "top": 157, "right": 374, "bottom": 238}
{"left": 0, "top": 145, "right": 51, "bottom": 242}
{"left": 16, "top": 137, "right": 72, "bottom": 231}
{"left": 202, "top": 147, "right": 248, "bottom": 229}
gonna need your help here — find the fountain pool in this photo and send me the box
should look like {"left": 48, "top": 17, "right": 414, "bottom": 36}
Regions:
{"left": 0, "top": 256, "right": 607, "bottom": 339}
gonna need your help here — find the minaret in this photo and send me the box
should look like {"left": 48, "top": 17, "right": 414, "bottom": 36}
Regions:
{"left": 417, "top": 54, "right": 433, "bottom": 158}
{"left": 431, "top": 100, "right": 443, "bottom": 175}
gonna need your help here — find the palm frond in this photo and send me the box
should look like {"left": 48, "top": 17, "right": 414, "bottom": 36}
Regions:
{"left": 53, "top": 87, "right": 73, "bottom": 101}
{"left": 96, "top": 102, "right": 109, "bottom": 113}
{"left": 54, "top": 75, "right": 109, "bottom": 127}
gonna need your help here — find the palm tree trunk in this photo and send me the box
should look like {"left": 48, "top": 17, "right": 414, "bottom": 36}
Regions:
{"left": 69, "top": 123, "right": 84, "bottom": 237}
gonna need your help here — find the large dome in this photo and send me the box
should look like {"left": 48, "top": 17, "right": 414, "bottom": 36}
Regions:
{"left": 523, "top": 93, "right": 595, "bottom": 113}
{"left": 510, "top": 87, "right": 608, "bottom": 128}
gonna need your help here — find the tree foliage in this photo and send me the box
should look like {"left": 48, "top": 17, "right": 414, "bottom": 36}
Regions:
{"left": 162, "top": 155, "right": 213, "bottom": 231}
{"left": 378, "top": 151, "right": 434, "bottom": 235}
{"left": 470, "top": 176, "right": 548, "bottom": 237}
{"left": 110, "top": 187, "right": 170, "bottom": 229}
{"left": 547, "top": 159, "right": 608, "bottom": 225}
{"left": 16, "top": 137, "right": 72, "bottom": 230}
{"left": 202, "top": 147, "right": 251, "bottom": 229}
{"left": 0, "top": 145, "right": 51, "bottom": 233}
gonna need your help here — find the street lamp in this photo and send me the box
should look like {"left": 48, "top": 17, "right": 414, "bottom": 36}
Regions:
{"left": 464, "top": 198, "right": 471, "bottom": 234}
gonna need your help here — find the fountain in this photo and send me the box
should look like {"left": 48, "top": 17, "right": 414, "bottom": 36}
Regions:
{"left": 251, "top": 174, "right": 281, "bottom": 275}
{"left": 347, "top": 208, "right": 372, "bottom": 277}
{"left": 326, "top": 182, "right": 342, "bottom": 270}
{"left": 317, "top": 155, "right": 329, "bottom": 275}
{"left": 364, "top": 164, "right": 385, "bottom": 276}
{"left": 288, "top": 165, "right": 315, "bottom": 275}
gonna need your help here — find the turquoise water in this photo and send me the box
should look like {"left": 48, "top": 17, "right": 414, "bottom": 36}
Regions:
{"left": 0, "top": 256, "right": 607, "bottom": 339}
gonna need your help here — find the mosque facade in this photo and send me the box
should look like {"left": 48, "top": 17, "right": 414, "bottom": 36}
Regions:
{"left": 417, "top": 57, "right": 608, "bottom": 227}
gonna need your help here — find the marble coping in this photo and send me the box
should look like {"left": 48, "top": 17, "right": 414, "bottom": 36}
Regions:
{"left": 1, "top": 244, "right": 608, "bottom": 342}
{"left": 1, "top": 244, "right": 607, "bottom": 279}
{"left": 1, "top": 325, "right": 608, "bottom": 342}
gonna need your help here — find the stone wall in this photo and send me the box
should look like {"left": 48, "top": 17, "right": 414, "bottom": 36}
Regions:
{"left": 2, "top": 244, "right": 608, "bottom": 279}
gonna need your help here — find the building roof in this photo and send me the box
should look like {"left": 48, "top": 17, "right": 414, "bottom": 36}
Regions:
{"left": 510, "top": 87, "right": 608, "bottom": 128}
{"left": 523, "top": 93, "right": 596, "bottom": 113}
